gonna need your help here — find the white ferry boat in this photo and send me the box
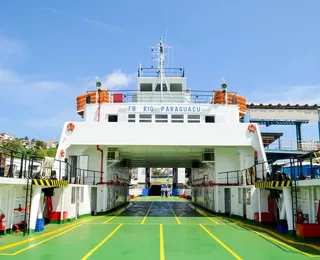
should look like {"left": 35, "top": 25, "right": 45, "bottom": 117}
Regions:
{"left": 2, "top": 38, "right": 318, "bottom": 241}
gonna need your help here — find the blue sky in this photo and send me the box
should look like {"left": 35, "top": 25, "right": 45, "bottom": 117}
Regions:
{"left": 0, "top": 0, "right": 320, "bottom": 142}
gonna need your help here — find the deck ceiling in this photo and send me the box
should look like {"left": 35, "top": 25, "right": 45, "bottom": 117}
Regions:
{"left": 118, "top": 146, "right": 205, "bottom": 168}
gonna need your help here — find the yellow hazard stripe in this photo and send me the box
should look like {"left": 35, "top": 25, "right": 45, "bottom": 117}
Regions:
{"left": 255, "top": 180, "right": 291, "bottom": 189}
{"left": 32, "top": 179, "right": 68, "bottom": 187}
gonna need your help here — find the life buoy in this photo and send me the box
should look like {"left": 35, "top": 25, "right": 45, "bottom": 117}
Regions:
{"left": 248, "top": 124, "right": 256, "bottom": 133}
{"left": 67, "top": 122, "right": 75, "bottom": 132}
{"left": 208, "top": 181, "right": 214, "bottom": 186}
{"left": 60, "top": 150, "right": 65, "bottom": 157}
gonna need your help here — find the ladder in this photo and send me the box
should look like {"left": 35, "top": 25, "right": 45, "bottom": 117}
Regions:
{"left": 23, "top": 157, "right": 34, "bottom": 236}
{"left": 290, "top": 158, "right": 298, "bottom": 235}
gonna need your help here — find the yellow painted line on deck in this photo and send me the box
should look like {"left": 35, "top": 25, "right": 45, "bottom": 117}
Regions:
{"left": 81, "top": 224, "right": 123, "bottom": 260}
{"left": 103, "top": 216, "right": 117, "bottom": 224}
{"left": 141, "top": 201, "right": 154, "bottom": 224}
{"left": 228, "top": 218, "right": 320, "bottom": 252}
{"left": 192, "top": 204, "right": 320, "bottom": 254}
{"left": 0, "top": 216, "right": 102, "bottom": 251}
{"left": 0, "top": 224, "right": 83, "bottom": 256}
{"left": 167, "top": 202, "right": 181, "bottom": 224}
{"left": 200, "top": 224, "right": 243, "bottom": 260}
{"left": 102, "top": 203, "right": 131, "bottom": 224}
{"left": 84, "top": 222, "right": 228, "bottom": 226}
{"left": 160, "top": 224, "right": 165, "bottom": 260}
{"left": 253, "top": 231, "right": 320, "bottom": 258}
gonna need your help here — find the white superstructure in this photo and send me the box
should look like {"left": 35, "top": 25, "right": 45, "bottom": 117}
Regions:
{"left": 3, "top": 37, "right": 299, "bottom": 236}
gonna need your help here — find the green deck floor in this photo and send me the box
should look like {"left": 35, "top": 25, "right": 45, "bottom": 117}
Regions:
{"left": 0, "top": 196, "right": 319, "bottom": 259}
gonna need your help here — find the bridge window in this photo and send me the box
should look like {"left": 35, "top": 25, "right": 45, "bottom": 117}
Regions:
{"left": 108, "top": 115, "right": 118, "bottom": 122}
{"left": 205, "top": 116, "right": 215, "bottom": 123}
{"left": 187, "top": 115, "right": 200, "bottom": 123}
{"left": 139, "top": 114, "right": 152, "bottom": 123}
{"left": 155, "top": 84, "right": 168, "bottom": 92}
{"left": 155, "top": 114, "right": 168, "bottom": 123}
{"left": 170, "top": 83, "right": 182, "bottom": 92}
{"left": 140, "top": 83, "right": 152, "bottom": 91}
{"left": 128, "top": 114, "right": 135, "bottom": 123}
{"left": 171, "top": 114, "right": 184, "bottom": 123}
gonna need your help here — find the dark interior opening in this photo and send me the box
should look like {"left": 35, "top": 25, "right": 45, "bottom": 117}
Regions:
{"left": 149, "top": 185, "right": 161, "bottom": 196}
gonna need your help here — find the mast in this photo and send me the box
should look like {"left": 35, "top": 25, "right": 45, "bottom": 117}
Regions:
{"left": 151, "top": 37, "right": 173, "bottom": 102}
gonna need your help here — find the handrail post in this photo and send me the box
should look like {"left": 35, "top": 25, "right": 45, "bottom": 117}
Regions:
{"left": 237, "top": 170, "right": 239, "bottom": 185}
{"left": 227, "top": 172, "right": 229, "bottom": 185}
{"left": 19, "top": 153, "right": 24, "bottom": 178}
{"left": 59, "top": 160, "right": 62, "bottom": 180}
{"left": 93, "top": 171, "right": 95, "bottom": 185}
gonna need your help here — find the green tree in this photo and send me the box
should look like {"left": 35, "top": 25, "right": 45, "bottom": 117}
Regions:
{"left": 35, "top": 140, "right": 46, "bottom": 149}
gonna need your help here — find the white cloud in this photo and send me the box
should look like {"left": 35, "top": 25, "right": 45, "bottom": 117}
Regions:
{"left": 248, "top": 85, "right": 320, "bottom": 105}
{"left": 102, "top": 70, "right": 136, "bottom": 89}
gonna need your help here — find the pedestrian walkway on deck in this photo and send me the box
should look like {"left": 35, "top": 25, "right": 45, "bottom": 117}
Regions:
{"left": 0, "top": 197, "right": 319, "bottom": 259}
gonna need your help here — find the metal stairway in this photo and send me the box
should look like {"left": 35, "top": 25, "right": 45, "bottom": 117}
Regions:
{"left": 290, "top": 158, "right": 298, "bottom": 235}
{"left": 23, "top": 158, "right": 34, "bottom": 236}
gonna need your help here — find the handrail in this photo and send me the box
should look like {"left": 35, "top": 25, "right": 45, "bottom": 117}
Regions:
{"left": 0, "top": 145, "right": 130, "bottom": 185}
{"left": 264, "top": 139, "right": 320, "bottom": 151}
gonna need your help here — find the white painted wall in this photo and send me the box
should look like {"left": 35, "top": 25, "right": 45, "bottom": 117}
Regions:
{"left": 177, "top": 168, "right": 185, "bottom": 183}
{"left": 137, "top": 168, "right": 146, "bottom": 183}
{"left": 84, "top": 103, "right": 240, "bottom": 123}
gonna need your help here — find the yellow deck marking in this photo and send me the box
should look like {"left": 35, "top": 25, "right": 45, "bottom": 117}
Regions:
{"left": 84, "top": 222, "right": 228, "bottom": 226}
{"left": 200, "top": 224, "right": 242, "bottom": 260}
{"left": 141, "top": 201, "right": 154, "bottom": 224}
{"left": 253, "top": 231, "right": 317, "bottom": 258}
{"left": 206, "top": 217, "right": 220, "bottom": 224}
{"left": 187, "top": 203, "right": 222, "bottom": 224}
{"left": 103, "top": 216, "right": 117, "bottom": 224}
{"left": 0, "top": 224, "right": 83, "bottom": 256}
{"left": 0, "top": 216, "right": 102, "bottom": 251}
{"left": 192, "top": 204, "right": 320, "bottom": 254}
{"left": 167, "top": 202, "right": 181, "bottom": 224}
{"left": 81, "top": 224, "right": 123, "bottom": 260}
{"left": 160, "top": 224, "right": 165, "bottom": 260}
{"left": 227, "top": 218, "right": 320, "bottom": 252}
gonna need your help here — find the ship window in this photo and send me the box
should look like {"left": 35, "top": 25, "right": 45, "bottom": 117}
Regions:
{"left": 187, "top": 115, "right": 200, "bottom": 123}
{"left": 140, "top": 83, "right": 152, "bottom": 92}
{"left": 139, "top": 114, "right": 152, "bottom": 123}
{"left": 171, "top": 114, "right": 184, "bottom": 123}
{"left": 128, "top": 114, "right": 135, "bottom": 123}
{"left": 108, "top": 115, "right": 118, "bottom": 122}
{"left": 170, "top": 83, "right": 182, "bottom": 92}
{"left": 155, "top": 114, "right": 168, "bottom": 123}
{"left": 155, "top": 84, "right": 168, "bottom": 92}
{"left": 205, "top": 116, "right": 215, "bottom": 123}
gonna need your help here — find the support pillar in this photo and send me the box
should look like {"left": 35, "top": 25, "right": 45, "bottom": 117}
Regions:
{"left": 311, "top": 186, "right": 315, "bottom": 223}
{"left": 296, "top": 123, "right": 302, "bottom": 150}
{"left": 104, "top": 147, "right": 108, "bottom": 182}
{"left": 60, "top": 188, "right": 65, "bottom": 223}
{"left": 280, "top": 199, "right": 286, "bottom": 219}
{"left": 258, "top": 188, "right": 261, "bottom": 222}
{"left": 318, "top": 108, "right": 320, "bottom": 141}
{"left": 29, "top": 186, "right": 42, "bottom": 231}
{"left": 283, "top": 187, "right": 294, "bottom": 231}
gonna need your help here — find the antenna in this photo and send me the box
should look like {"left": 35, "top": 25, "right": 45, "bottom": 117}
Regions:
{"left": 150, "top": 37, "right": 174, "bottom": 102}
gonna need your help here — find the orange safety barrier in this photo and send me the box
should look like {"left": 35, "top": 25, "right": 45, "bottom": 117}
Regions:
{"left": 77, "top": 90, "right": 110, "bottom": 116}
{"left": 213, "top": 90, "right": 247, "bottom": 118}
